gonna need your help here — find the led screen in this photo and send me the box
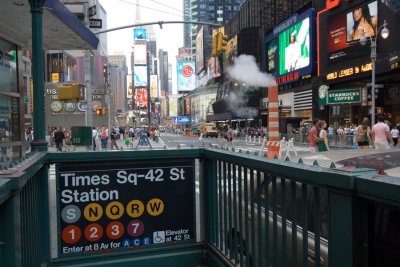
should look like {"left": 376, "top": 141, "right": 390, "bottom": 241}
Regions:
{"left": 346, "top": 1, "right": 378, "bottom": 43}
{"left": 177, "top": 61, "right": 196, "bottom": 91}
{"left": 278, "top": 17, "right": 310, "bottom": 75}
{"left": 133, "top": 44, "right": 147, "bottom": 65}
{"left": 134, "top": 28, "right": 146, "bottom": 41}
{"left": 134, "top": 65, "right": 147, "bottom": 87}
{"left": 134, "top": 88, "right": 148, "bottom": 108}
{"left": 265, "top": 9, "right": 315, "bottom": 84}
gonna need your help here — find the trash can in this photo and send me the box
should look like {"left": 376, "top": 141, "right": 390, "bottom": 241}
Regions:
{"left": 71, "top": 126, "right": 92, "bottom": 146}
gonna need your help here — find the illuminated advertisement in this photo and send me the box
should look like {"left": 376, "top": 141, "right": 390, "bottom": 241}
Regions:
{"left": 134, "top": 65, "right": 147, "bottom": 87}
{"left": 207, "top": 57, "right": 221, "bottom": 81}
{"left": 169, "top": 99, "right": 177, "bottom": 117}
{"left": 150, "top": 74, "right": 158, "bottom": 98}
{"left": 196, "top": 27, "right": 204, "bottom": 73}
{"left": 346, "top": 1, "right": 378, "bottom": 43}
{"left": 265, "top": 9, "right": 315, "bottom": 85}
{"left": 134, "top": 88, "right": 148, "bottom": 108}
{"left": 223, "top": 35, "right": 237, "bottom": 70}
{"left": 126, "top": 74, "right": 133, "bottom": 99}
{"left": 134, "top": 28, "right": 147, "bottom": 41}
{"left": 133, "top": 44, "right": 147, "bottom": 65}
{"left": 177, "top": 61, "right": 195, "bottom": 92}
{"left": 326, "top": 1, "right": 377, "bottom": 63}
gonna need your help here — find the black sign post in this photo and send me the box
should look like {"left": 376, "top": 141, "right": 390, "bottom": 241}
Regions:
{"left": 89, "top": 19, "right": 102, "bottom": 29}
{"left": 56, "top": 160, "right": 195, "bottom": 256}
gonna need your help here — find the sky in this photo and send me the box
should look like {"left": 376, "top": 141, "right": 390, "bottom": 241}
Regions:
{"left": 99, "top": 0, "right": 184, "bottom": 94}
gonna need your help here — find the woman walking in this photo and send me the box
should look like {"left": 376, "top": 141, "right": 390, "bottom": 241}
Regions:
{"left": 356, "top": 117, "right": 372, "bottom": 149}
{"left": 317, "top": 120, "right": 329, "bottom": 152}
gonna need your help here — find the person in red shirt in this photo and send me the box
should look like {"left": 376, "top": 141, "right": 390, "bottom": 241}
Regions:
{"left": 308, "top": 118, "right": 320, "bottom": 153}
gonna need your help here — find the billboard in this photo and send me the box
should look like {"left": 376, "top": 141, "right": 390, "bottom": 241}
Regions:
{"left": 134, "top": 65, "right": 147, "bottom": 87}
{"left": 134, "top": 28, "right": 147, "bottom": 41}
{"left": 169, "top": 98, "right": 177, "bottom": 117}
{"left": 265, "top": 9, "right": 315, "bottom": 85}
{"left": 207, "top": 57, "right": 221, "bottom": 81}
{"left": 126, "top": 74, "right": 133, "bottom": 99}
{"left": 195, "top": 27, "right": 204, "bottom": 73}
{"left": 133, "top": 44, "right": 147, "bottom": 65}
{"left": 325, "top": 1, "right": 377, "bottom": 63}
{"left": 346, "top": 1, "right": 378, "bottom": 44}
{"left": 177, "top": 61, "right": 196, "bottom": 92}
{"left": 150, "top": 75, "right": 158, "bottom": 98}
{"left": 223, "top": 35, "right": 237, "bottom": 70}
{"left": 134, "top": 88, "right": 148, "bottom": 108}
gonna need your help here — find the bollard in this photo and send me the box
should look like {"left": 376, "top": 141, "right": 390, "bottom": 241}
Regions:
{"left": 258, "top": 136, "right": 261, "bottom": 143}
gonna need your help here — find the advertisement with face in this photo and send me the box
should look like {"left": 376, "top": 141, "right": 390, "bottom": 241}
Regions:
{"left": 134, "top": 88, "right": 148, "bottom": 108}
{"left": 223, "top": 35, "right": 237, "bottom": 70}
{"left": 177, "top": 61, "right": 196, "bottom": 92}
{"left": 265, "top": 9, "right": 315, "bottom": 85}
{"left": 326, "top": 1, "right": 377, "bottom": 63}
{"left": 134, "top": 65, "right": 147, "bottom": 87}
{"left": 346, "top": 1, "right": 378, "bottom": 43}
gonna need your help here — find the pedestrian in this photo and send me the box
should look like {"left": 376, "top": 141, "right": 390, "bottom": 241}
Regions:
{"left": 390, "top": 126, "right": 399, "bottom": 147}
{"left": 63, "top": 128, "right": 71, "bottom": 152}
{"left": 371, "top": 115, "right": 394, "bottom": 150}
{"left": 25, "top": 129, "right": 33, "bottom": 151}
{"left": 225, "top": 125, "right": 234, "bottom": 148}
{"left": 154, "top": 128, "right": 160, "bottom": 142}
{"left": 101, "top": 125, "right": 108, "bottom": 150}
{"left": 54, "top": 127, "right": 64, "bottom": 152}
{"left": 92, "top": 127, "right": 97, "bottom": 150}
{"left": 317, "top": 120, "right": 329, "bottom": 152}
{"left": 94, "top": 127, "right": 102, "bottom": 151}
{"left": 199, "top": 124, "right": 206, "bottom": 141}
{"left": 110, "top": 128, "right": 120, "bottom": 150}
{"left": 356, "top": 117, "right": 372, "bottom": 149}
{"left": 308, "top": 118, "right": 320, "bottom": 153}
{"left": 327, "top": 124, "right": 335, "bottom": 145}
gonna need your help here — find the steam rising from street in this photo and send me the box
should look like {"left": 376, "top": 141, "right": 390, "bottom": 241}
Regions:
{"left": 227, "top": 55, "right": 277, "bottom": 88}
{"left": 226, "top": 55, "right": 276, "bottom": 119}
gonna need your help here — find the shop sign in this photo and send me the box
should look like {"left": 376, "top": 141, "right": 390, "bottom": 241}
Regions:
{"left": 326, "top": 63, "right": 372, "bottom": 81}
{"left": 328, "top": 89, "right": 360, "bottom": 104}
{"left": 57, "top": 161, "right": 194, "bottom": 255}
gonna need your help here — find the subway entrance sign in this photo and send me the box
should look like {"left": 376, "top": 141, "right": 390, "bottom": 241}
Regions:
{"left": 327, "top": 89, "right": 361, "bottom": 104}
{"left": 56, "top": 160, "right": 194, "bottom": 256}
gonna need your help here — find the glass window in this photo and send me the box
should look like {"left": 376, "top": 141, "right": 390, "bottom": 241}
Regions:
{"left": 0, "top": 95, "right": 20, "bottom": 143}
{"left": 0, "top": 38, "right": 18, "bottom": 93}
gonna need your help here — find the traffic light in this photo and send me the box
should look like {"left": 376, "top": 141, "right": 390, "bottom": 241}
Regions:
{"left": 216, "top": 32, "right": 228, "bottom": 55}
{"left": 96, "top": 108, "right": 102, "bottom": 115}
{"left": 212, "top": 33, "right": 218, "bottom": 57}
{"left": 58, "top": 83, "right": 79, "bottom": 101}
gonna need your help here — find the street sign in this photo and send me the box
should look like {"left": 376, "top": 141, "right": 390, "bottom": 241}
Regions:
{"left": 327, "top": 89, "right": 361, "bottom": 104}
{"left": 89, "top": 19, "right": 102, "bottom": 29}
{"left": 57, "top": 160, "right": 195, "bottom": 255}
{"left": 366, "top": 83, "right": 384, "bottom": 88}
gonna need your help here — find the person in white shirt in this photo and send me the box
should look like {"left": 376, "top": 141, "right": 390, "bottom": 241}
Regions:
{"left": 390, "top": 127, "right": 399, "bottom": 147}
{"left": 285, "top": 31, "right": 302, "bottom": 72}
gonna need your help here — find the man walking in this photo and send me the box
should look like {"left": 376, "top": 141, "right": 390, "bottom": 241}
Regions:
{"left": 54, "top": 127, "right": 64, "bottom": 152}
{"left": 371, "top": 115, "right": 393, "bottom": 150}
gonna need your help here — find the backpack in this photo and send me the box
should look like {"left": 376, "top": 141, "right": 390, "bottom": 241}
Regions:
{"left": 356, "top": 126, "right": 368, "bottom": 142}
{"left": 101, "top": 129, "right": 107, "bottom": 139}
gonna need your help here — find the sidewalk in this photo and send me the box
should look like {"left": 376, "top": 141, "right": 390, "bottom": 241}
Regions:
{"left": 48, "top": 137, "right": 165, "bottom": 152}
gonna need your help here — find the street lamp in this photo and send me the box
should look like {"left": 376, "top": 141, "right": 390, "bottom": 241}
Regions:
{"left": 359, "top": 20, "right": 389, "bottom": 126}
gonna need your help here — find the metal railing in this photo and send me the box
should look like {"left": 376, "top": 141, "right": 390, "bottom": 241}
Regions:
{"left": 1, "top": 149, "right": 400, "bottom": 266}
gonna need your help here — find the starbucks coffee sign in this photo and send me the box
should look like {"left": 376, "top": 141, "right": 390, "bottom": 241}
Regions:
{"left": 328, "top": 89, "right": 361, "bottom": 104}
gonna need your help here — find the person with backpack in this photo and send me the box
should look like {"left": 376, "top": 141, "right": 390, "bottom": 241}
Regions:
{"left": 356, "top": 117, "right": 372, "bottom": 149}
{"left": 101, "top": 125, "right": 108, "bottom": 150}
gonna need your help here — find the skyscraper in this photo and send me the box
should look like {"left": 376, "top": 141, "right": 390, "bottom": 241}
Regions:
{"left": 184, "top": 0, "right": 246, "bottom": 55}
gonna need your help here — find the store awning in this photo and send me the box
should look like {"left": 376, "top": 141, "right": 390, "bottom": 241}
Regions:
{"left": 0, "top": 0, "right": 98, "bottom": 50}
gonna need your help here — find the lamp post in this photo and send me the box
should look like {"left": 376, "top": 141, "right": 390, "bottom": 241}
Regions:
{"left": 360, "top": 20, "right": 389, "bottom": 126}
